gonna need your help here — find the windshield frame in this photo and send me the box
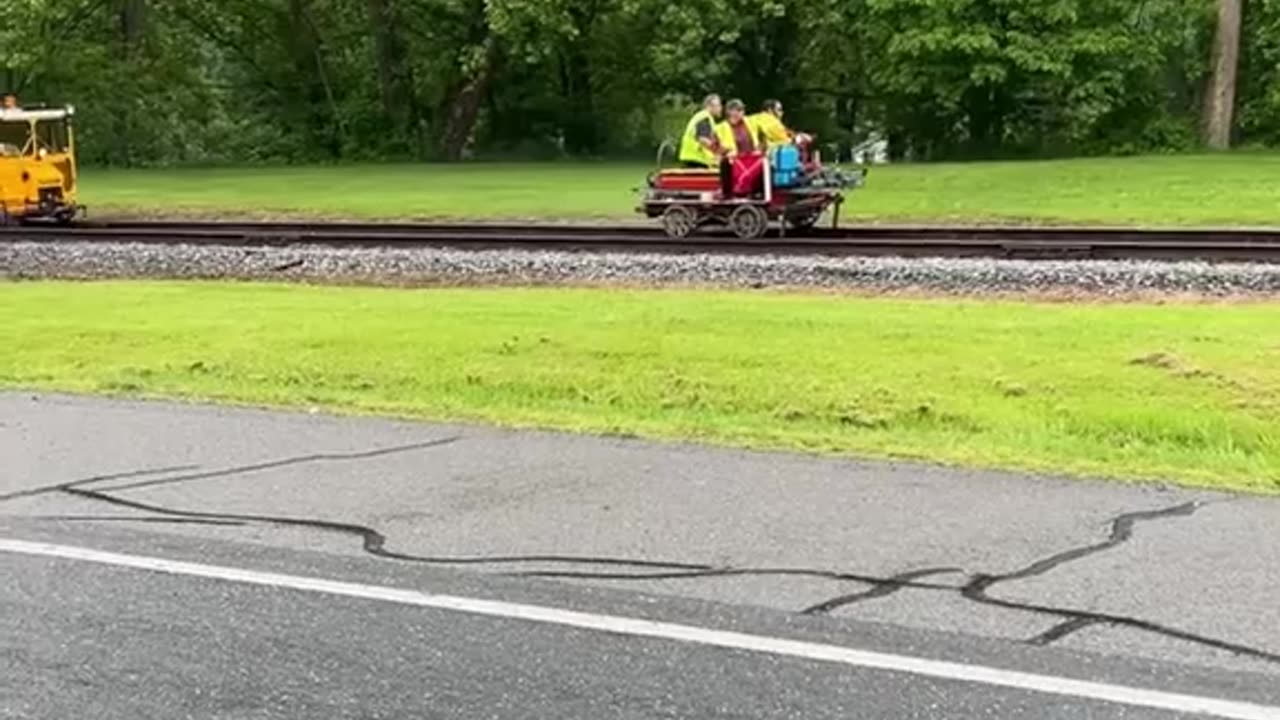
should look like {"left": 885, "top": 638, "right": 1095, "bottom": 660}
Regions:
{"left": 0, "top": 117, "right": 71, "bottom": 157}
{"left": 34, "top": 117, "right": 70, "bottom": 155}
{"left": 0, "top": 119, "right": 31, "bottom": 158}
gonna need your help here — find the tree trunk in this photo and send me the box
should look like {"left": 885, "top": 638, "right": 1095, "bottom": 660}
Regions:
{"left": 366, "top": 0, "right": 421, "bottom": 152}
{"left": 439, "top": 43, "right": 496, "bottom": 162}
{"left": 120, "top": 0, "right": 145, "bottom": 46}
{"left": 367, "top": 0, "right": 399, "bottom": 119}
{"left": 116, "top": 0, "right": 146, "bottom": 165}
{"left": 1202, "top": 0, "right": 1242, "bottom": 149}
{"left": 559, "top": 45, "right": 598, "bottom": 155}
{"left": 287, "top": 0, "right": 342, "bottom": 157}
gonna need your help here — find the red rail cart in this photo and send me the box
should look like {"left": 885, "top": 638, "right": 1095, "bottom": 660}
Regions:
{"left": 639, "top": 140, "right": 867, "bottom": 239}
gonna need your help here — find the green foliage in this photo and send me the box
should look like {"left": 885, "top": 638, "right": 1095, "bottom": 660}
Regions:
{"left": 3, "top": 0, "right": 1277, "bottom": 164}
{"left": 1240, "top": 0, "right": 1280, "bottom": 145}
{"left": 863, "top": 0, "right": 1212, "bottom": 158}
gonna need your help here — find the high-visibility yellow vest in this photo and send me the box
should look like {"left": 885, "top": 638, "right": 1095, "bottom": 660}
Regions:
{"left": 747, "top": 112, "right": 790, "bottom": 148}
{"left": 678, "top": 109, "right": 720, "bottom": 166}
{"left": 716, "top": 119, "right": 745, "bottom": 153}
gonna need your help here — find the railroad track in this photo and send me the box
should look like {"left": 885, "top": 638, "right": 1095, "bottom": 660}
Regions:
{"left": 3, "top": 220, "right": 1280, "bottom": 262}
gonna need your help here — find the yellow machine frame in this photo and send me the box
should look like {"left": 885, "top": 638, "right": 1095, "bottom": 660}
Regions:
{"left": 0, "top": 96, "right": 81, "bottom": 224}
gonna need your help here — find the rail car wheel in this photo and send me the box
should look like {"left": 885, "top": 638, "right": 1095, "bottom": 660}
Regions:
{"left": 662, "top": 206, "right": 697, "bottom": 239}
{"left": 729, "top": 204, "right": 769, "bottom": 239}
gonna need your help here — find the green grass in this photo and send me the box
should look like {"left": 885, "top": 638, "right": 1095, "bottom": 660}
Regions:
{"left": 2, "top": 281, "right": 1278, "bottom": 492}
{"left": 82, "top": 152, "right": 1280, "bottom": 226}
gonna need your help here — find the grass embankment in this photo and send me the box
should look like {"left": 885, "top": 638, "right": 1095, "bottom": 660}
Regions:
{"left": 82, "top": 153, "right": 1280, "bottom": 226}
{"left": 2, "top": 282, "right": 1277, "bottom": 492}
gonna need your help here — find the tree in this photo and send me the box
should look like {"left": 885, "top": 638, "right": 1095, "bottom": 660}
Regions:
{"left": 1238, "top": 0, "right": 1280, "bottom": 144}
{"left": 367, "top": 0, "right": 423, "bottom": 154}
{"left": 1203, "top": 0, "right": 1243, "bottom": 148}
{"left": 5, "top": 0, "right": 1279, "bottom": 164}
{"left": 861, "top": 0, "right": 1209, "bottom": 159}
{"left": 113, "top": 0, "right": 146, "bottom": 165}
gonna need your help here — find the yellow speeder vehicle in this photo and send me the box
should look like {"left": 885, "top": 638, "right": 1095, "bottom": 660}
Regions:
{"left": 0, "top": 94, "right": 80, "bottom": 224}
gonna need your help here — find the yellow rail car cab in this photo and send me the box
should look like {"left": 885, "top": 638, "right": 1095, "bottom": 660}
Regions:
{"left": 0, "top": 95, "right": 81, "bottom": 224}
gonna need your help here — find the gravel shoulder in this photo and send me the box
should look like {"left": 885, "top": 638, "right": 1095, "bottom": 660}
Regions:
{"left": 4, "top": 241, "right": 1280, "bottom": 297}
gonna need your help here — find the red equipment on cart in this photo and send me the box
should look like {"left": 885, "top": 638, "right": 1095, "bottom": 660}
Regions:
{"left": 639, "top": 137, "right": 867, "bottom": 239}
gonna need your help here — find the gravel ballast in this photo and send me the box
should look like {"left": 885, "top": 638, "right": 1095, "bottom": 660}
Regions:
{"left": 4, "top": 241, "right": 1280, "bottom": 296}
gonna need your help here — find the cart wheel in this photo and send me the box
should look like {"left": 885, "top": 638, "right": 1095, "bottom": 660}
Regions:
{"left": 729, "top": 204, "right": 769, "bottom": 239}
{"left": 662, "top": 206, "right": 697, "bottom": 239}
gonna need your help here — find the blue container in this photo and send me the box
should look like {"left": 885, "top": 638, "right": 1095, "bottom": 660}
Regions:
{"left": 771, "top": 145, "right": 802, "bottom": 188}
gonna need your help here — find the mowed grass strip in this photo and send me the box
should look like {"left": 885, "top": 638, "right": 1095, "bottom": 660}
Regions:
{"left": 2, "top": 282, "right": 1277, "bottom": 492}
{"left": 83, "top": 152, "right": 1280, "bottom": 226}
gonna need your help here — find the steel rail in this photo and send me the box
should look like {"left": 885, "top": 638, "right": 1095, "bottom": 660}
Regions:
{"left": 2, "top": 220, "right": 1280, "bottom": 263}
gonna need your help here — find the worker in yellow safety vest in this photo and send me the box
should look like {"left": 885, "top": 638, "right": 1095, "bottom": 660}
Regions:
{"left": 716, "top": 99, "right": 769, "bottom": 197}
{"left": 718, "top": 99, "right": 758, "bottom": 155}
{"left": 748, "top": 99, "right": 811, "bottom": 149}
{"left": 678, "top": 94, "right": 725, "bottom": 168}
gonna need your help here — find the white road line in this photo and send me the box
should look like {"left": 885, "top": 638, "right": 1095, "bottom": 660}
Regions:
{"left": 3, "top": 538, "right": 1277, "bottom": 720}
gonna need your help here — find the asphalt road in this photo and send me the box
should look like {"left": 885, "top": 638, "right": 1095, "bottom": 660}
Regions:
{"left": 3, "top": 392, "right": 1280, "bottom": 718}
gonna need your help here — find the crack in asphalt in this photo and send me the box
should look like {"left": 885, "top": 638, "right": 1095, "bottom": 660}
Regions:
{"left": 961, "top": 501, "right": 1202, "bottom": 598}
{"left": 0, "top": 440, "right": 463, "bottom": 505}
{"left": 507, "top": 565, "right": 963, "bottom": 590}
{"left": 1027, "top": 618, "right": 1102, "bottom": 646}
{"left": 508, "top": 500, "right": 1280, "bottom": 665}
{"left": 799, "top": 568, "right": 964, "bottom": 615}
{"left": 91, "top": 439, "right": 466, "bottom": 494}
{"left": 20, "top": 514, "right": 248, "bottom": 527}
{"left": 49, "top": 485, "right": 1280, "bottom": 665}
{"left": 965, "top": 586, "right": 1280, "bottom": 663}
{"left": 947, "top": 499, "right": 1280, "bottom": 663}
{"left": 60, "top": 486, "right": 714, "bottom": 571}
{"left": 6, "top": 451, "right": 1277, "bottom": 666}
{"left": 0, "top": 465, "right": 201, "bottom": 504}
{"left": 958, "top": 501, "right": 1202, "bottom": 645}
